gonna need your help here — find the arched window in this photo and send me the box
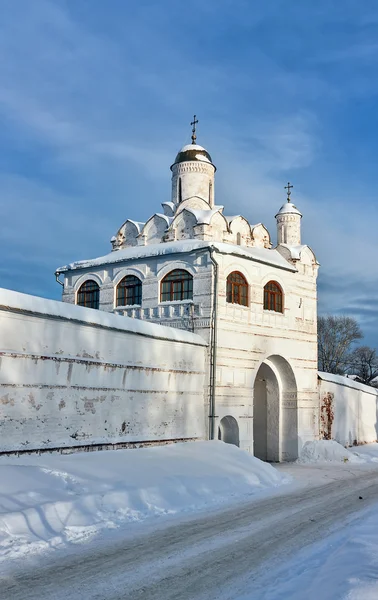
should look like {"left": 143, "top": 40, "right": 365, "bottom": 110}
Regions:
{"left": 264, "top": 281, "right": 283, "bottom": 313}
{"left": 116, "top": 275, "right": 142, "bottom": 306}
{"left": 77, "top": 280, "right": 100, "bottom": 309}
{"left": 161, "top": 269, "right": 193, "bottom": 302}
{"left": 226, "top": 271, "right": 248, "bottom": 306}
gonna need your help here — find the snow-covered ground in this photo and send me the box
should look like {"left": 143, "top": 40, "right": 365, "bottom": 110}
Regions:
{"left": 0, "top": 440, "right": 287, "bottom": 563}
{"left": 237, "top": 502, "right": 378, "bottom": 600}
{"left": 2, "top": 440, "right": 378, "bottom": 600}
{"left": 237, "top": 441, "right": 378, "bottom": 600}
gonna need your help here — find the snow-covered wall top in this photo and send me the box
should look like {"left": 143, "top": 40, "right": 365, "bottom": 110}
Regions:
{"left": 318, "top": 372, "right": 378, "bottom": 397}
{"left": 0, "top": 287, "right": 206, "bottom": 346}
{"left": 56, "top": 240, "right": 297, "bottom": 274}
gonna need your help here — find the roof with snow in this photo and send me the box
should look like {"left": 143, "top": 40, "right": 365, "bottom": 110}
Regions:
{"left": 56, "top": 240, "right": 297, "bottom": 274}
{"left": 275, "top": 201, "right": 302, "bottom": 217}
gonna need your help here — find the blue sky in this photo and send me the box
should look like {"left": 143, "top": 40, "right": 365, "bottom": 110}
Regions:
{"left": 1, "top": 1, "right": 378, "bottom": 346}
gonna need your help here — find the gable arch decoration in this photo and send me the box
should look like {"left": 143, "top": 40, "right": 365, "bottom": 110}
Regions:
{"left": 160, "top": 269, "right": 193, "bottom": 302}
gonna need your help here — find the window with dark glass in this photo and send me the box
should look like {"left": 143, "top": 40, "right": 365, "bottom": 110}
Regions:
{"left": 116, "top": 275, "right": 142, "bottom": 306}
{"left": 226, "top": 271, "right": 248, "bottom": 306}
{"left": 160, "top": 269, "right": 193, "bottom": 302}
{"left": 264, "top": 281, "right": 283, "bottom": 313}
{"left": 77, "top": 280, "right": 100, "bottom": 309}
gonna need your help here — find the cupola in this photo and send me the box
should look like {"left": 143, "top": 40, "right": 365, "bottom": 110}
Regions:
{"left": 170, "top": 115, "right": 216, "bottom": 208}
{"left": 275, "top": 182, "right": 302, "bottom": 246}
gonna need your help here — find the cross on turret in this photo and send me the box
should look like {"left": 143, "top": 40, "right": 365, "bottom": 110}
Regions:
{"left": 191, "top": 115, "right": 198, "bottom": 144}
{"left": 284, "top": 181, "right": 293, "bottom": 201}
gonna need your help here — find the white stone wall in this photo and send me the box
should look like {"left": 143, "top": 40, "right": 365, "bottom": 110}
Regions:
{"left": 0, "top": 289, "right": 207, "bottom": 453}
{"left": 318, "top": 374, "right": 378, "bottom": 446}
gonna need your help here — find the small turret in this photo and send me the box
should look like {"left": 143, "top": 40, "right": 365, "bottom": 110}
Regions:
{"left": 170, "top": 115, "right": 216, "bottom": 208}
{"left": 275, "top": 182, "right": 302, "bottom": 246}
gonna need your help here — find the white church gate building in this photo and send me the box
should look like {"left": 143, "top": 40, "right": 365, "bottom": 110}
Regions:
{"left": 53, "top": 122, "right": 320, "bottom": 461}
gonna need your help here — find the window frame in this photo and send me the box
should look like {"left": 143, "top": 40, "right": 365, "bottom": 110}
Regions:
{"left": 160, "top": 269, "right": 193, "bottom": 303}
{"left": 263, "top": 280, "right": 284, "bottom": 313}
{"left": 116, "top": 275, "right": 142, "bottom": 307}
{"left": 226, "top": 271, "right": 249, "bottom": 307}
{"left": 76, "top": 279, "right": 100, "bottom": 310}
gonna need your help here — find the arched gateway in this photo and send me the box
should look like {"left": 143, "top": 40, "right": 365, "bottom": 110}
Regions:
{"left": 253, "top": 355, "right": 298, "bottom": 462}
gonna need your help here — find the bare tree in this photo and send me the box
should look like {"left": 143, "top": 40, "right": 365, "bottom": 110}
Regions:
{"left": 318, "top": 315, "right": 363, "bottom": 374}
{"left": 348, "top": 346, "right": 378, "bottom": 386}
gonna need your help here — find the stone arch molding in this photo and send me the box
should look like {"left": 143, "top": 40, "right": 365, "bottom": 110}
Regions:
{"left": 156, "top": 260, "right": 197, "bottom": 281}
{"left": 224, "top": 262, "right": 251, "bottom": 284}
{"left": 253, "top": 355, "right": 298, "bottom": 462}
{"left": 261, "top": 272, "right": 285, "bottom": 290}
{"left": 112, "top": 267, "right": 146, "bottom": 286}
{"left": 74, "top": 272, "right": 103, "bottom": 292}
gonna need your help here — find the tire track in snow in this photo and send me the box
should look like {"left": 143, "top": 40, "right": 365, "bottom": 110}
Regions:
{"left": 2, "top": 469, "right": 378, "bottom": 600}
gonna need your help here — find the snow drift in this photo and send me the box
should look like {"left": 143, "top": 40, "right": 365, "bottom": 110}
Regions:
{"left": 298, "top": 440, "right": 364, "bottom": 464}
{"left": 0, "top": 441, "right": 288, "bottom": 562}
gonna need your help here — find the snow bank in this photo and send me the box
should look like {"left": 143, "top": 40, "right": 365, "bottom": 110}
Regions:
{"left": 298, "top": 440, "right": 364, "bottom": 464}
{"left": 0, "top": 441, "right": 288, "bottom": 562}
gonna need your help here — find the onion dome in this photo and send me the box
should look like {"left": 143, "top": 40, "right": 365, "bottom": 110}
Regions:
{"left": 171, "top": 144, "right": 214, "bottom": 169}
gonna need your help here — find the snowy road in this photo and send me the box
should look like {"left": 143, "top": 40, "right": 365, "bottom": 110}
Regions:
{"left": 2, "top": 467, "right": 378, "bottom": 600}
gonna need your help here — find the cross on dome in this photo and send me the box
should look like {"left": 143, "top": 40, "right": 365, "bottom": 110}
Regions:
{"left": 191, "top": 115, "right": 198, "bottom": 144}
{"left": 284, "top": 181, "right": 293, "bottom": 202}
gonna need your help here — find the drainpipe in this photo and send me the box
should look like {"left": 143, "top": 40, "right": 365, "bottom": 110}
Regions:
{"left": 55, "top": 271, "right": 64, "bottom": 287}
{"left": 208, "top": 246, "right": 218, "bottom": 440}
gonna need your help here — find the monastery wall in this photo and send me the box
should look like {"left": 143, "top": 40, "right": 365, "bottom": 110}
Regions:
{"left": 0, "top": 288, "right": 207, "bottom": 454}
{"left": 318, "top": 373, "right": 378, "bottom": 447}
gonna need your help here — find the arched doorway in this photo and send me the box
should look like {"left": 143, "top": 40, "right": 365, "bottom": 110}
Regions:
{"left": 253, "top": 355, "right": 298, "bottom": 462}
{"left": 218, "top": 415, "right": 240, "bottom": 447}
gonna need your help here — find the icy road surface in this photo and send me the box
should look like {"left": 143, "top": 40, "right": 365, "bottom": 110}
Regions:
{"left": 2, "top": 466, "right": 378, "bottom": 600}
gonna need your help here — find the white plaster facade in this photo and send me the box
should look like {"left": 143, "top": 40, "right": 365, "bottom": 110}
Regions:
{"left": 56, "top": 135, "right": 320, "bottom": 461}
{"left": 0, "top": 288, "right": 206, "bottom": 453}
